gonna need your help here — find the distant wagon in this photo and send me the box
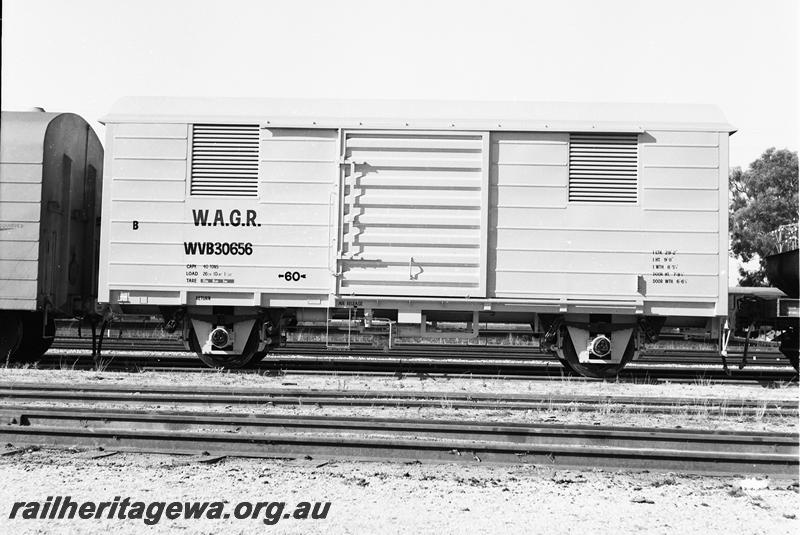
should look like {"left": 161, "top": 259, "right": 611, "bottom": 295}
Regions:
{"left": 0, "top": 111, "right": 103, "bottom": 360}
{"left": 97, "top": 98, "right": 735, "bottom": 376}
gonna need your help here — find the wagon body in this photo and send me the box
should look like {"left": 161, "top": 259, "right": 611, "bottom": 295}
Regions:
{"left": 0, "top": 111, "right": 103, "bottom": 316}
{"left": 0, "top": 111, "right": 103, "bottom": 360}
{"left": 99, "top": 97, "right": 731, "bottom": 315}
{"left": 98, "top": 97, "right": 733, "bottom": 373}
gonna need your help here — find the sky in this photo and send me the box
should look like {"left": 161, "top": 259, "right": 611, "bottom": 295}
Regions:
{"left": 2, "top": 0, "right": 797, "bottom": 171}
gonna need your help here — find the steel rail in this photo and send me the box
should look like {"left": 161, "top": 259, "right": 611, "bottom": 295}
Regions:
{"left": 50, "top": 337, "right": 790, "bottom": 364}
{"left": 0, "top": 382, "right": 796, "bottom": 416}
{"left": 32, "top": 350, "right": 800, "bottom": 383}
{"left": 0, "top": 405, "right": 796, "bottom": 476}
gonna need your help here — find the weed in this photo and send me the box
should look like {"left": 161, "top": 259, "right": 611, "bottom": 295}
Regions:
{"left": 693, "top": 376, "right": 714, "bottom": 388}
{"left": 59, "top": 357, "right": 77, "bottom": 371}
{"left": 753, "top": 401, "right": 768, "bottom": 421}
{"left": 93, "top": 355, "right": 115, "bottom": 372}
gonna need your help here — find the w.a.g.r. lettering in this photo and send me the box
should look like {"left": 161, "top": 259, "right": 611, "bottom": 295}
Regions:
{"left": 192, "top": 209, "right": 260, "bottom": 227}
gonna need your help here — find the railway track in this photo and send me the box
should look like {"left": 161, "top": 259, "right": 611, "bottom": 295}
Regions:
{"left": 1, "top": 404, "right": 796, "bottom": 476}
{"left": 35, "top": 348, "right": 800, "bottom": 384}
{"left": 0, "top": 381, "right": 796, "bottom": 417}
{"left": 50, "top": 337, "right": 792, "bottom": 366}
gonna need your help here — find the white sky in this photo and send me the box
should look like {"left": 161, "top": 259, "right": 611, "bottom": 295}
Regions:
{"left": 2, "top": 0, "right": 797, "bottom": 170}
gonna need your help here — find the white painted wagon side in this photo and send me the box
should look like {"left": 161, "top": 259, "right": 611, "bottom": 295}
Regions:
{"left": 258, "top": 127, "right": 337, "bottom": 301}
{"left": 99, "top": 121, "right": 188, "bottom": 306}
{"left": 98, "top": 123, "right": 337, "bottom": 309}
{"left": 640, "top": 129, "right": 728, "bottom": 317}
{"left": 488, "top": 129, "right": 727, "bottom": 318}
{"left": 339, "top": 130, "right": 489, "bottom": 298}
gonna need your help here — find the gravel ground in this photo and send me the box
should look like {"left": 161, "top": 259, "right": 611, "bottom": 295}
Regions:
{"left": 0, "top": 367, "right": 797, "bottom": 533}
{"left": 0, "top": 450, "right": 797, "bottom": 535}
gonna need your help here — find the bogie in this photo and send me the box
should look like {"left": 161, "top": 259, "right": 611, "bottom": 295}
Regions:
{"left": 559, "top": 327, "right": 637, "bottom": 378}
{"left": 181, "top": 308, "right": 282, "bottom": 368}
{"left": 188, "top": 322, "right": 263, "bottom": 368}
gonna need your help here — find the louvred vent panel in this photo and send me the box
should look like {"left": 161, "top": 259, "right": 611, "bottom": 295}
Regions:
{"left": 191, "top": 124, "right": 259, "bottom": 196}
{"left": 569, "top": 133, "right": 638, "bottom": 203}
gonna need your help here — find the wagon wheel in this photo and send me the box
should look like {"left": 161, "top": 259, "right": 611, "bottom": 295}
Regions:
{"left": 786, "top": 352, "right": 799, "bottom": 373}
{"left": 188, "top": 324, "right": 263, "bottom": 369}
{"left": 12, "top": 313, "right": 56, "bottom": 362}
{"left": 0, "top": 313, "right": 23, "bottom": 364}
{"left": 561, "top": 330, "right": 636, "bottom": 379}
{"left": 553, "top": 352, "right": 575, "bottom": 375}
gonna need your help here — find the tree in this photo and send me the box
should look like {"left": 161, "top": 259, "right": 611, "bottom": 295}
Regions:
{"left": 729, "top": 148, "right": 799, "bottom": 286}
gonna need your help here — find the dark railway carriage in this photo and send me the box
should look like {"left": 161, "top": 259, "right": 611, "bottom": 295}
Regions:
{"left": 98, "top": 98, "right": 735, "bottom": 376}
{"left": 729, "top": 247, "right": 800, "bottom": 370}
{"left": 0, "top": 111, "right": 103, "bottom": 360}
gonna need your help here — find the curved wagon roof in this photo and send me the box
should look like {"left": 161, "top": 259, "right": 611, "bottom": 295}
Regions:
{"left": 104, "top": 97, "right": 735, "bottom": 133}
{"left": 1, "top": 111, "right": 101, "bottom": 164}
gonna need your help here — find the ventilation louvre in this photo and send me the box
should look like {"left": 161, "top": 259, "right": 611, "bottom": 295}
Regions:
{"left": 569, "top": 133, "right": 638, "bottom": 203}
{"left": 191, "top": 124, "right": 259, "bottom": 196}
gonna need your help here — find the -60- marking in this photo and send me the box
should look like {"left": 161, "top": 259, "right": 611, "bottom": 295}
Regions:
{"left": 278, "top": 271, "right": 306, "bottom": 282}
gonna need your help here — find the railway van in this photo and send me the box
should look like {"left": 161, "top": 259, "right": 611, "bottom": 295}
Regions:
{"left": 0, "top": 111, "right": 103, "bottom": 360}
{"left": 98, "top": 97, "right": 734, "bottom": 376}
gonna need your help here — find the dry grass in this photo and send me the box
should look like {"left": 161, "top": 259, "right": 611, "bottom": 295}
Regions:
{"left": 58, "top": 357, "right": 77, "bottom": 371}
{"left": 92, "top": 356, "right": 115, "bottom": 373}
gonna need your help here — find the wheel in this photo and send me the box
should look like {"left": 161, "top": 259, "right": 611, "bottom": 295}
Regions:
{"left": 12, "top": 313, "right": 56, "bottom": 362}
{"left": 786, "top": 352, "right": 799, "bottom": 373}
{"left": 0, "top": 312, "right": 23, "bottom": 363}
{"left": 561, "top": 330, "right": 636, "bottom": 378}
{"left": 552, "top": 353, "right": 576, "bottom": 374}
{"left": 779, "top": 330, "right": 799, "bottom": 372}
{"left": 189, "top": 324, "right": 262, "bottom": 369}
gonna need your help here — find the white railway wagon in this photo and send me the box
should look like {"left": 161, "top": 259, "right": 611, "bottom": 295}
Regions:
{"left": 99, "top": 98, "right": 733, "bottom": 375}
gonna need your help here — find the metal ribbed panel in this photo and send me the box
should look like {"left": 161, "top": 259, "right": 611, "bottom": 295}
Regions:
{"left": 339, "top": 131, "right": 487, "bottom": 297}
{"left": 569, "top": 133, "right": 638, "bottom": 203}
{"left": 191, "top": 124, "right": 259, "bottom": 196}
